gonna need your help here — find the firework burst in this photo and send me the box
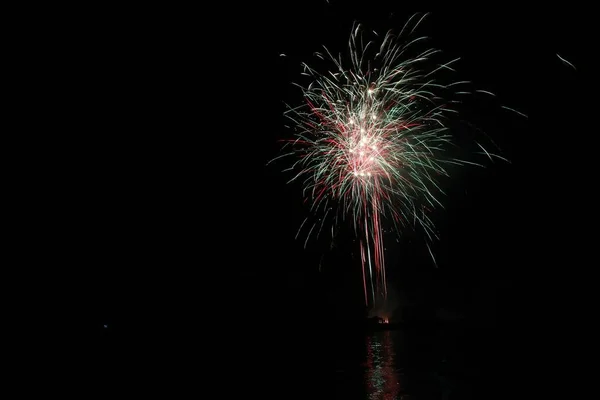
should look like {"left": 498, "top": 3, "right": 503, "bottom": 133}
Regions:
{"left": 272, "top": 13, "right": 508, "bottom": 307}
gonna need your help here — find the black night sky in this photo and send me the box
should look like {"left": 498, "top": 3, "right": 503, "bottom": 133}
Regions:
{"left": 58, "top": 3, "right": 594, "bottom": 396}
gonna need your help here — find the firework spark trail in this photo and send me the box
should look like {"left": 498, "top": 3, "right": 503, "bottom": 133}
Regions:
{"left": 273, "top": 13, "right": 510, "bottom": 308}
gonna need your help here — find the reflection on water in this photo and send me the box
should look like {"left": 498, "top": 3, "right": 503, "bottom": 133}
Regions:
{"left": 239, "top": 323, "right": 509, "bottom": 399}
{"left": 364, "top": 331, "right": 402, "bottom": 400}
{"left": 358, "top": 328, "right": 458, "bottom": 399}
{"left": 356, "top": 326, "right": 507, "bottom": 400}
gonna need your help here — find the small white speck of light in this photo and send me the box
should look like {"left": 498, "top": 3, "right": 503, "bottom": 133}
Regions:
{"left": 103, "top": 324, "right": 108, "bottom": 328}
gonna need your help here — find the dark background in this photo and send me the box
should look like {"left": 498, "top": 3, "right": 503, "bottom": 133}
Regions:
{"left": 46, "top": 2, "right": 593, "bottom": 394}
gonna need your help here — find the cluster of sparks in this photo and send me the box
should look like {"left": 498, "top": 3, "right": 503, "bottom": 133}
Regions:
{"left": 274, "top": 14, "right": 506, "bottom": 308}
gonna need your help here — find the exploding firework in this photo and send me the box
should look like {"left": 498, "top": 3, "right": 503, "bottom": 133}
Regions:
{"left": 272, "top": 13, "right": 508, "bottom": 308}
